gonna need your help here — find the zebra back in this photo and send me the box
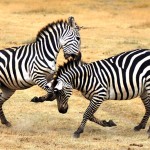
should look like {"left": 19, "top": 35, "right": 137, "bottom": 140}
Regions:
{"left": 0, "top": 17, "right": 81, "bottom": 92}
{"left": 54, "top": 49, "right": 150, "bottom": 100}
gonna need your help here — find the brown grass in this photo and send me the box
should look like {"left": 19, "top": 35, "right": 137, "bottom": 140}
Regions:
{"left": 0, "top": 0, "right": 150, "bottom": 149}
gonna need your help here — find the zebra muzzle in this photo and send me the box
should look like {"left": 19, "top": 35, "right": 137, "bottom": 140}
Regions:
{"left": 64, "top": 51, "right": 81, "bottom": 61}
{"left": 58, "top": 104, "right": 68, "bottom": 114}
{"left": 64, "top": 54, "right": 71, "bottom": 59}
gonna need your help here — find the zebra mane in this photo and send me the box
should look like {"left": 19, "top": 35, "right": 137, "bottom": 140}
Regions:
{"left": 36, "top": 19, "right": 67, "bottom": 41}
{"left": 52, "top": 59, "right": 86, "bottom": 88}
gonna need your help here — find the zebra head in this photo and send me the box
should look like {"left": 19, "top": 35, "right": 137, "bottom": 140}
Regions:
{"left": 60, "top": 17, "right": 81, "bottom": 61}
{"left": 52, "top": 59, "right": 84, "bottom": 113}
{"left": 53, "top": 80, "right": 73, "bottom": 114}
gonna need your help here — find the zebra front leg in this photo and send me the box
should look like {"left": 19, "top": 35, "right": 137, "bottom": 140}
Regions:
{"left": 31, "top": 94, "right": 48, "bottom": 103}
{"left": 31, "top": 78, "right": 55, "bottom": 102}
{"left": 0, "top": 86, "right": 15, "bottom": 127}
{"left": 73, "top": 98, "right": 102, "bottom": 138}
{"left": 31, "top": 93, "right": 56, "bottom": 102}
{"left": 134, "top": 93, "right": 150, "bottom": 131}
{"left": 89, "top": 115, "right": 117, "bottom": 127}
{"left": 32, "top": 75, "right": 54, "bottom": 96}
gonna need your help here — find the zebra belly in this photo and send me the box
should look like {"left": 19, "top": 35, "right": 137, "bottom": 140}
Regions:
{"left": 106, "top": 67, "right": 147, "bottom": 100}
{"left": 108, "top": 84, "right": 144, "bottom": 100}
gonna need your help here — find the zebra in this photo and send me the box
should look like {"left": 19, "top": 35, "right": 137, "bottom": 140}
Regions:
{"left": 53, "top": 49, "right": 150, "bottom": 138}
{"left": 0, "top": 16, "right": 81, "bottom": 127}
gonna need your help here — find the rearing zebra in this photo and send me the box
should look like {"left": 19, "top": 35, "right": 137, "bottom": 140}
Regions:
{"left": 0, "top": 17, "right": 81, "bottom": 127}
{"left": 53, "top": 49, "right": 150, "bottom": 138}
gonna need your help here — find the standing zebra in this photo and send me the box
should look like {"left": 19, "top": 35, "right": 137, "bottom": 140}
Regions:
{"left": 53, "top": 49, "right": 150, "bottom": 138}
{"left": 0, "top": 17, "right": 81, "bottom": 127}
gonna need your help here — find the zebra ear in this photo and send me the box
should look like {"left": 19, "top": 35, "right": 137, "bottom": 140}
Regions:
{"left": 68, "top": 16, "right": 77, "bottom": 28}
{"left": 54, "top": 81, "right": 63, "bottom": 91}
{"left": 47, "top": 79, "right": 54, "bottom": 88}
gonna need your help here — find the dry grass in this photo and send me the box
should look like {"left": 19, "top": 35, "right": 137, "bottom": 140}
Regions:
{"left": 0, "top": 0, "right": 150, "bottom": 149}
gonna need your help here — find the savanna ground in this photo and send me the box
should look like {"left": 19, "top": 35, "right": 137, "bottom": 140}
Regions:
{"left": 0, "top": 0, "right": 150, "bottom": 149}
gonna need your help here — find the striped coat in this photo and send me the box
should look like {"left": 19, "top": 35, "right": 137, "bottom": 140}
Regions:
{"left": 0, "top": 17, "right": 81, "bottom": 127}
{"left": 53, "top": 49, "right": 150, "bottom": 138}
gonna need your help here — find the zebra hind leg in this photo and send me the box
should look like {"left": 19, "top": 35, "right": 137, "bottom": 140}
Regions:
{"left": 89, "top": 115, "right": 117, "bottom": 127}
{"left": 134, "top": 91, "right": 150, "bottom": 131}
{"left": 0, "top": 86, "right": 15, "bottom": 127}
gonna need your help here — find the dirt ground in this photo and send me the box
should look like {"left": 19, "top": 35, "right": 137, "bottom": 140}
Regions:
{"left": 0, "top": 0, "right": 150, "bottom": 149}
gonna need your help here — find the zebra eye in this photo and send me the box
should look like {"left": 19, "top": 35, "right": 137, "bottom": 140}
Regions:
{"left": 76, "top": 37, "right": 80, "bottom": 41}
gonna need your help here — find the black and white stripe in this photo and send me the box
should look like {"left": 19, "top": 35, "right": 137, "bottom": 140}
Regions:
{"left": 53, "top": 49, "right": 150, "bottom": 138}
{"left": 0, "top": 17, "right": 81, "bottom": 126}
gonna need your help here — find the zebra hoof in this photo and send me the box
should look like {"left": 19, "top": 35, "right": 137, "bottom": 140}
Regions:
{"left": 101, "top": 120, "right": 116, "bottom": 127}
{"left": 134, "top": 124, "right": 145, "bottom": 131}
{"left": 31, "top": 97, "right": 44, "bottom": 103}
{"left": 101, "top": 120, "right": 109, "bottom": 127}
{"left": 5, "top": 122, "right": 11, "bottom": 127}
{"left": 31, "top": 97, "right": 38, "bottom": 102}
{"left": 73, "top": 132, "right": 80, "bottom": 138}
{"left": 134, "top": 126, "right": 141, "bottom": 131}
{"left": 108, "top": 120, "right": 117, "bottom": 127}
{"left": 1, "top": 119, "right": 11, "bottom": 127}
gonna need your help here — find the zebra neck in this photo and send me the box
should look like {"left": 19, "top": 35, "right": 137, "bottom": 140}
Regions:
{"left": 70, "top": 66, "right": 85, "bottom": 91}
{"left": 36, "top": 37, "right": 60, "bottom": 62}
